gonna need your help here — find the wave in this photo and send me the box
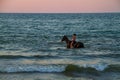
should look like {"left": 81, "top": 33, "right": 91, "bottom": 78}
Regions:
{"left": 0, "top": 64, "right": 120, "bottom": 74}
{"left": 0, "top": 55, "right": 61, "bottom": 59}
{"left": 64, "top": 64, "right": 120, "bottom": 75}
{"left": 85, "top": 53, "right": 120, "bottom": 58}
{"left": 0, "top": 64, "right": 65, "bottom": 73}
{"left": 0, "top": 53, "right": 120, "bottom": 59}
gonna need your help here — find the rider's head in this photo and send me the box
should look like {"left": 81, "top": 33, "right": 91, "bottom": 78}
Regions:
{"left": 73, "top": 34, "right": 76, "bottom": 36}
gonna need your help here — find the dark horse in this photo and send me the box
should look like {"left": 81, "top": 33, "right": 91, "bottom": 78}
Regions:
{"left": 61, "top": 35, "right": 84, "bottom": 48}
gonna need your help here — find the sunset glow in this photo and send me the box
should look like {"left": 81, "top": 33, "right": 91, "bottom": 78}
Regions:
{"left": 0, "top": 0, "right": 120, "bottom": 13}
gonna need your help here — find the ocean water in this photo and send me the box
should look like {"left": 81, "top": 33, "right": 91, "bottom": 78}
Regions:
{"left": 0, "top": 13, "right": 120, "bottom": 80}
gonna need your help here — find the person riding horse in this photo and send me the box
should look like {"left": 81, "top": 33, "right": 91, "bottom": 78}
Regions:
{"left": 61, "top": 34, "right": 84, "bottom": 48}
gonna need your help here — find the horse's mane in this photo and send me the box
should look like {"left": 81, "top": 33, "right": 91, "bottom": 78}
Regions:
{"left": 64, "top": 35, "right": 69, "bottom": 40}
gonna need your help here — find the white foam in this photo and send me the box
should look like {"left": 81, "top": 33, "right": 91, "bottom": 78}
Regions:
{"left": 50, "top": 47, "right": 66, "bottom": 50}
{"left": 1, "top": 65, "right": 66, "bottom": 73}
{"left": 83, "top": 63, "right": 108, "bottom": 71}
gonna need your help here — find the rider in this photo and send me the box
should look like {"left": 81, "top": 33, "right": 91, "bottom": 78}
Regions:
{"left": 70, "top": 34, "right": 76, "bottom": 48}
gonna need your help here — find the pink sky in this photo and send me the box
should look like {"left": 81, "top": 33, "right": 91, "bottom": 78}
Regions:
{"left": 0, "top": 0, "right": 120, "bottom": 13}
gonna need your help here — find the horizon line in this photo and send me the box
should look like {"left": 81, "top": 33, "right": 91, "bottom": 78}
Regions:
{"left": 0, "top": 12, "right": 120, "bottom": 14}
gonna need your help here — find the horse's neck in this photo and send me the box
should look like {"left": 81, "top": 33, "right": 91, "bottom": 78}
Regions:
{"left": 65, "top": 38, "right": 71, "bottom": 44}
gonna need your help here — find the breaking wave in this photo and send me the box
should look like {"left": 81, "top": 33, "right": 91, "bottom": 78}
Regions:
{"left": 0, "top": 64, "right": 119, "bottom": 74}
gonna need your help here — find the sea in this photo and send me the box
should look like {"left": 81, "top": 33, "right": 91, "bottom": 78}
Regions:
{"left": 0, "top": 13, "right": 120, "bottom": 80}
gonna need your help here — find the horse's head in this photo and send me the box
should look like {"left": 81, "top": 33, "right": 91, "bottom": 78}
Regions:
{"left": 61, "top": 35, "right": 68, "bottom": 42}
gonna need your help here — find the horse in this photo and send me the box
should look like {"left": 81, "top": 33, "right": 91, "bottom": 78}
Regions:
{"left": 61, "top": 35, "right": 84, "bottom": 48}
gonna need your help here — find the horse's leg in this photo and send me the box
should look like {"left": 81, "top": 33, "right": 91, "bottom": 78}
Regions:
{"left": 67, "top": 44, "right": 70, "bottom": 48}
{"left": 76, "top": 44, "right": 80, "bottom": 48}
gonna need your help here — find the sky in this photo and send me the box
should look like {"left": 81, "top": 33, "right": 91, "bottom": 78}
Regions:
{"left": 0, "top": 0, "right": 120, "bottom": 13}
